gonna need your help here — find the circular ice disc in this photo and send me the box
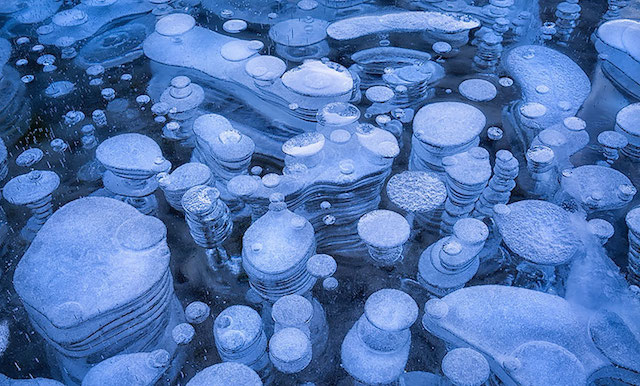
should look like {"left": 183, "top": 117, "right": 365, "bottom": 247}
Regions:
{"left": 561, "top": 165, "right": 634, "bottom": 210}
{"left": 386, "top": 171, "right": 446, "bottom": 213}
{"left": 364, "top": 288, "right": 418, "bottom": 332}
{"left": 442, "top": 348, "right": 490, "bottom": 386}
{"left": 282, "top": 60, "right": 353, "bottom": 97}
{"left": 3, "top": 171, "right": 60, "bottom": 205}
{"left": 223, "top": 19, "right": 247, "bottom": 33}
{"left": 185, "top": 362, "right": 262, "bottom": 386}
{"left": 155, "top": 13, "right": 196, "bottom": 36}
{"left": 282, "top": 132, "right": 325, "bottom": 157}
{"left": 459, "top": 78, "right": 497, "bottom": 102}
{"left": 520, "top": 102, "right": 547, "bottom": 119}
{"left": 366, "top": 86, "right": 394, "bottom": 103}
{"left": 357, "top": 210, "right": 410, "bottom": 248}
{"left": 221, "top": 40, "right": 263, "bottom": 62}
{"left": 494, "top": 200, "right": 580, "bottom": 265}
{"left": 306, "top": 254, "right": 337, "bottom": 278}
{"left": 507, "top": 341, "right": 586, "bottom": 386}
{"left": 413, "top": 102, "right": 486, "bottom": 147}
{"left": 245, "top": 55, "right": 286, "bottom": 81}
{"left": 44, "top": 81, "right": 75, "bottom": 98}
{"left": 317, "top": 102, "right": 360, "bottom": 126}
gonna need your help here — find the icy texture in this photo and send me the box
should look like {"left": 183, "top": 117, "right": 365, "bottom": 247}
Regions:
{"left": 75, "top": 20, "right": 152, "bottom": 69}
{"left": 386, "top": 171, "right": 447, "bottom": 214}
{"left": 615, "top": 103, "right": 640, "bottom": 159}
{"left": 418, "top": 218, "right": 487, "bottom": 296}
{"left": 410, "top": 102, "right": 485, "bottom": 172}
{"left": 358, "top": 209, "right": 410, "bottom": 266}
{"left": 269, "top": 18, "right": 329, "bottom": 62}
{"left": 242, "top": 196, "right": 316, "bottom": 300}
{"left": 272, "top": 295, "right": 313, "bottom": 334}
{"left": 81, "top": 350, "right": 171, "bottom": 386}
{"left": 191, "top": 114, "right": 254, "bottom": 185}
{"left": 2, "top": 1, "right": 640, "bottom": 385}
{"left": 440, "top": 147, "right": 491, "bottom": 234}
{"left": 413, "top": 102, "right": 485, "bottom": 148}
{"left": 158, "top": 163, "right": 212, "bottom": 212}
{"left": 441, "top": 348, "right": 490, "bottom": 386}
{"left": 473, "top": 150, "right": 519, "bottom": 218}
{"left": 214, "top": 305, "right": 269, "bottom": 373}
{"left": 351, "top": 46, "right": 442, "bottom": 101}
{"left": 0, "top": 39, "right": 10, "bottom": 78}
{"left": 96, "top": 133, "right": 170, "bottom": 214}
{"left": 13, "top": 197, "right": 181, "bottom": 384}
{"left": 185, "top": 301, "right": 210, "bottom": 324}
{"left": 327, "top": 11, "right": 480, "bottom": 41}
{"left": 306, "top": 254, "right": 337, "bottom": 278}
{"left": 14, "top": 198, "right": 170, "bottom": 320}
{"left": 269, "top": 327, "right": 312, "bottom": 374}
{"left": 458, "top": 78, "right": 497, "bottom": 102}
{"left": 493, "top": 200, "right": 580, "bottom": 265}
{"left": 229, "top": 117, "right": 398, "bottom": 257}
{"left": 0, "top": 374, "right": 64, "bottom": 385}
{"left": 357, "top": 210, "right": 410, "bottom": 248}
{"left": 186, "top": 362, "right": 262, "bottom": 386}
{"left": 594, "top": 19, "right": 640, "bottom": 96}
{"left": 341, "top": 289, "right": 418, "bottom": 384}
{"left": 504, "top": 45, "right": 590, "bottom": 135}
{"left": 3, "top": 171, "right": 59, "bottom": 241}
{"left": 144, "top": 14, "right": 359, "bottom": 137}
{"left": 560, "top": 165, "right": 635, "bottom": 213}
{"left": 626, "top": 207, "right": 640, "bottom": 285}
{"left": 589, "top": 310, "right": 640, "bottom": 373}
{"left": 282, "top": 60, "right": 353, "bottom": 98}
{"left": 37, "top": 0, "right": 153, "bottom": 46}
{"left": 0, "top": 321, "right": 7, "bottom": 358}
{"left": 0, "top": 0, "right": 61, "bottom": 25}
{"left": 422, "top": 285, "right": 640, "bottom": 385}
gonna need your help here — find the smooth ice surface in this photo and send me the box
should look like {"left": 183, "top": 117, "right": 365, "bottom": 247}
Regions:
{"left": 96, "top": 133, "right": 170, "bottom": 174}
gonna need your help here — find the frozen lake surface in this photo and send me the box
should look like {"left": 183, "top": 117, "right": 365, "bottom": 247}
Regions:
{"left": 1, "top": 0, "right": 640, "bottom": 385}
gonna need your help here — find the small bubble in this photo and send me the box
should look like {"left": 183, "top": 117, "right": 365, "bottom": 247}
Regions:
{"left": 323, "top": 215, "right": 336, "bottom": 225}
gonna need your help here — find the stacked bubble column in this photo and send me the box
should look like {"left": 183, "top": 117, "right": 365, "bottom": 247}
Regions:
{"left": 473, "top": 150, "right": 519, "bottom": 218}
{"left": 440, "top": 148, "right": 491, "bottom": 235}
